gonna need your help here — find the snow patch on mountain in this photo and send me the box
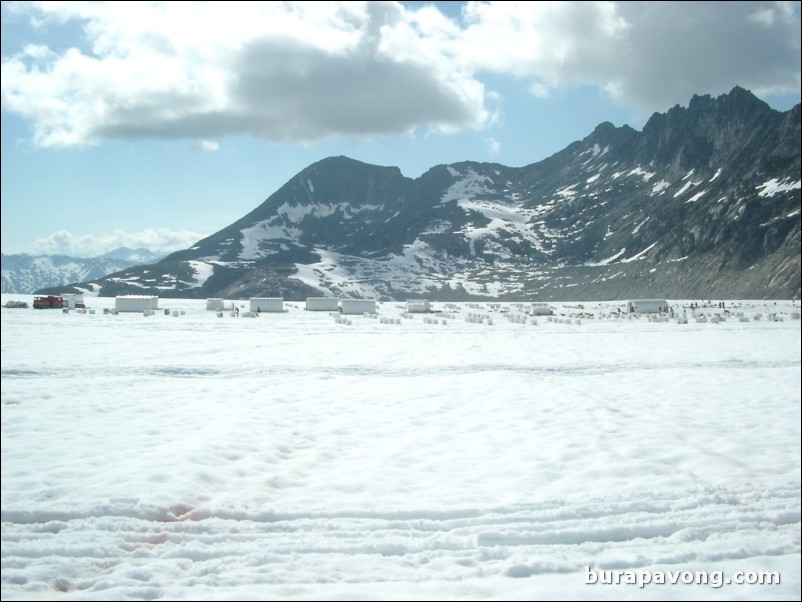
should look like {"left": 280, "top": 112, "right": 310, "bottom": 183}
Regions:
{"left": 621, "top": 242, "right": 658, "bottom": 263}
{"left": 628, "top": 166, "right": 656, "bottom": 181}
{"left": 632, "top": 217, "right": 650, "bottom": 235}
{"left": 756, "top": 178, "right": 801, "bottom": 197}
{"left": 554, "top": 184, "right": 579, "bottom": 200}
{"left": 674, "top": 180, "right": 695, "bottom": 198}
{"left": 586, "top": 248, "right": 626, "bottom": 266}
{"left": 290, "top": 239, "right": 537, "bottom": 300}
{"left": 239, "top": 220, "right": 302, "bottom": 259}
{"left": 580, "top": 143, "right": 610, "bottom": 161}
{"left": 686, "top": 189, "right": 708, "bottom": 203}
{"left": 275, "top": 201, "right": 383, "bottom": 223}
{"left": 457, "top": 200, "right": 546, "bottom": 256}
{"left": 440, "top": 169, "right": 494, "bottom": 205}
{"left": 186, "top": 261, "right": 214, "bottom": 288}
{"left": 650, "top": 180, "right": 670, "bottom": 196}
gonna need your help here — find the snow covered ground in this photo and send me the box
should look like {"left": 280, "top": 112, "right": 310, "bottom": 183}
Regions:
{"left": 2, "top": 296, "right": 800, "bottom": 601}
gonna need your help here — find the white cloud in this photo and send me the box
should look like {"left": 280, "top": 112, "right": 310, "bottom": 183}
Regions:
{"left": 1, "top": 1, "right": 488, "bottom": 147}
{"left": 29, "top": 228, "right": 205, "bottom": 257}
{"left": 527, "top": 82, "right": 552, "bottom": 99}
{"left": 605, "top": 1, "right": 801, "bottom": 112}
{"left": 1, "top": 1, "right": 799, "bottom": 148}
{"left": 196, "top": 140, "right": 220, "bottom": 152}
{"left": 455, "top": 1, "right": 800, "bottom": 113}
{"left": 485, "top": 137, "right": 500, "bottom": 154}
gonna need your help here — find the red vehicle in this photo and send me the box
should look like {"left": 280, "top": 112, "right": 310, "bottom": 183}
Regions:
{"left": 33, "top": 295, "right": 65, "bottom": 309}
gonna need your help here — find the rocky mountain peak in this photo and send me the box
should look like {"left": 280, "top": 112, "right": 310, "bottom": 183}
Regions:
{"left": 39, "top": 87, "right": 801, "bottom": 301}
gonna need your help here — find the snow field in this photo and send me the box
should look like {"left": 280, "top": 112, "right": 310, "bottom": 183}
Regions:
{"left": 2, "top": 297, "right": 800, "bottom": 600}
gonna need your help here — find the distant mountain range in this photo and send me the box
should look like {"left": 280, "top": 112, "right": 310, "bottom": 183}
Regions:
{"left": 38, "top": 86, "right": 801, "bottom": 301}
{"left": 2, "top": 248, "right": 164, "bottom": 294}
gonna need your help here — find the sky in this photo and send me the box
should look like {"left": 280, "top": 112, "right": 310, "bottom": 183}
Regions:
{"left": 1, "top": 297, "right": 800, "bottom": 599}
{"left": 1, "top": 1, "right": 800, "bottom": 258}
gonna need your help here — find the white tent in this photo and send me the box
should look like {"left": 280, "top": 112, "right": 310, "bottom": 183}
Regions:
{"left": 306, "top": 297, "right": 339, "bottom": 311}
{"left": 406, "top": 300, "right": 431, "bottom": 313}
{"left": 341, "top": 299, "right": 376, "bottom": 315}
{"left": 206, "top": 298, "right": 225, "bottom": 311}
{"left": 627, "top": 299, "right": 668, "bottom": 314}
{"left": 61, "top": 293, "right": 85, "bottom": 309}
{"left": 115, "top": 295, "right": 158, "bottom": 313}
{"left": 249, "top": 298, "right": 284, "bottom": 313}
{"left": 530, "top": 303, "right": 553, "bottom": 316}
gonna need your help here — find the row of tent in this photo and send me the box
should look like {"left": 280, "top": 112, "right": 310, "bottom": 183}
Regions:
{"left": 208, "top": 298, "right": 440, "bottom": 314}
{"left": 113, "top": 295, "right": 670, "bottom": 315}
{"left": 209, "top": 297, "right": 378, "bottom": 314}
{"left": 112, "top": 295, "right": 378, "bottom": 314}
{"left": 215, "top": 298, "right": 670, "bottom": 314}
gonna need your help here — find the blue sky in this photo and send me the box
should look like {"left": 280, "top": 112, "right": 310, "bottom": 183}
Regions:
{"left": 2, "top": 1, "right": 799, "bottom": 257}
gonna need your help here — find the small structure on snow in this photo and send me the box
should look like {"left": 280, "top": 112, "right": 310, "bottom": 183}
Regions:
{"left": 4, "top": 300, "right": 29, "bottom": 308}
{"left": 627, "top": 299, "right": 668, "bottom": 314}
{"left": 306, "top": 297, "right": 339, "bottom": 311}
{"left": 406, "top": 299, "right": 431, "bottom": 313}
{"left": 115, "top": 295, "right": 158, "bottom": 313}
{"left": 61, "top": 293, "right": 85, "bottom": 309}
{"left": 249, "top": 297, "right": 284, "bottom": 313}
{"left": 341, "top": 299, "right": 376, "bottom": 315}
{"left": 530, "top": 302, "right": 554, "bottom": 316}
{"left": 206, "top": 298, "right": 226, "bottom": 311}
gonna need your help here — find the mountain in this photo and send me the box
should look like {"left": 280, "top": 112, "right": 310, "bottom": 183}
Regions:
{"left": 100, "top": 247, "right": 165, "bottom": 263}
{"left": 2, "top": 248, "right": 164, "bottom": 294}
{"left": 41, "top": 87, "right": 801, "bottom": 301}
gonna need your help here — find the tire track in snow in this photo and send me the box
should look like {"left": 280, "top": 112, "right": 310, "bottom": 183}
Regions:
{"left": 3, "top": 358, "right": 797, "bottom": 381}
{"left": 2, "top": 483, "right": 799, "bottom": 596}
